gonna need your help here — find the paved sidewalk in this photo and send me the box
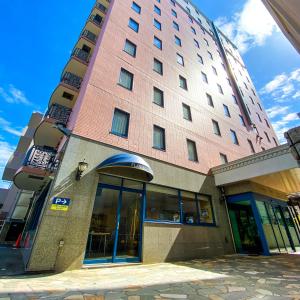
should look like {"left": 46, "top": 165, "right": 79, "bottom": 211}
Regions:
{"left": 0, "top": 254, "right": 299, "bottom": 299}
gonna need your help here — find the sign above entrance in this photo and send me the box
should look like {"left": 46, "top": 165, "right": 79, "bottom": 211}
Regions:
{"left": 96, "top": 153, "right": 154, "bottom": 182}
{"left": 50, "top": 197, "right": 71, "bottom": 211}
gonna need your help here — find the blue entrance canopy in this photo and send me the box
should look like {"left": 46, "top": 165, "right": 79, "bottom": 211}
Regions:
{"left": 96, "top": 153, "right": 154, "bottom": 182}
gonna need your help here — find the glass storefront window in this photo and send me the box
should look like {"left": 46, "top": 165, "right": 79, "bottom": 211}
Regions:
{"left": 146, "top": 185, "right": 180, "bottom": 222}
{"left": 99, "top": 174, "right": 122, "bottom": 186}
{"left": 123, "top": 179, "right": 144, "bottom": 190}
{"left": 182, "top": 191, "right": 198, "bottom": 224}
{"left": 198, "top": 195, "right": 214, "bottom": 224}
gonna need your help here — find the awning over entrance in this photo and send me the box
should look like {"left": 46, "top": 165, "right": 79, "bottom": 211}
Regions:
{"left": 212, "top": 144, "right": 300, "bottom": 196}
{"left": 96, "top": 153, "right": 154, "bottom": 182}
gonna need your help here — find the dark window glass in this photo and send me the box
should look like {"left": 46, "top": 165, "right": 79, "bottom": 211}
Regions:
{"left": 191, "top": 26, "right": 196, "bottom": 34}
{"left": 220, "top": 153, "right": 228, "bottom": 164}
{"left": 197, "top": 54, "right": 203, "bottom": 64}
{"left": 153, "top": 125, "right": 166, "bottom": 150}
{"left": 124, "top": 39, "right": 136, "bottom": 57}
{"left": 153, "top": 87, "right": 164, "bottom": 107}
{"left": 202, "top": 72, "right": 208, "bottom": 83}
{"left": 239, "top": 115, "right": 246, "bottom": 126}
{"left": 176, "top": 53, "right": 184, "bottom": 66}
{"left": 194, "top": 39, "right": 199, "bottom": 48}
{"left": 230, "top": 129, "right": 239, "bottom": 145}
{"left": 62, "top": 91, "right": 74, "bottom": 100}
{"left": 171, "top": 9, "right": 177, "bottom": 17}
{"left": 217, "top": 84, "right": 223, "bottom": 94}
{"left": 248, "top": 139, "right": 255, "bottom": 153}
{"left": 111, "top": 109, "right": 130, "bottom": 137}
{"left": 208, "top": 51, "right": 213, "bottom": 60}
{"left": 187, "top": 139, "right": 198, "bottom": 162}
{"left": 232, "top": 95, "right": 238, "bottom": 104}
{"left": 153, "top": 58, "right": 163, "bottom": 75}
{"left": 207, "top": 93, "right": 214, "bottom": 107}
{"left": 223, "top": 104, "right": 230, "bottom": 117}
{"left": 154, "top": 18, "right": 161, "bottom": 30}
{"left": 154, "top": 5, "right": 161, "bottom": 15}
{"left": 264, "top": 131, "right": 271, "bottom": 142}
{"left": 118, "top": 68, "right": 134, "bottom": 90}
{"left": 128, "top": 18, "right": 139, "bottom": 32}
{"left": 175, "top": 35, "right": 181, "bottom": 46}
{"left": 154, "top": 36, "right": 162, "bottom": 49}
{"left": 173, "top": 21, "right": 179, "bottom": 31}
{"left": 182, "top": 103, "right": 192, "bottom": 121}
{"left": 179, "top": 75, "right": 187, "bottom": 90}
{"left": 131, "top": 2, "right": 141, "bottom": 14}
{"left": 212, "top": 120, "right": 221, "bottom": 136}
{"left": 182, "top": 191, "right": 198, "bottom": 224}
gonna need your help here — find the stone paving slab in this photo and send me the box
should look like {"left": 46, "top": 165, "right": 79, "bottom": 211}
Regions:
{"left": 0, "top": 254, "right": 299, "bottom": 299}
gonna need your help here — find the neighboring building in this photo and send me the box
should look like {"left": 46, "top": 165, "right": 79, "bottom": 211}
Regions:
{"left": 7, "top": 0, "right": 300, "bottom": 272}
{"left": 0, "top": 112, "right": 42, "bottom": 242}
{"left": 262, "top": 0, "right": 300, "bottom": 54}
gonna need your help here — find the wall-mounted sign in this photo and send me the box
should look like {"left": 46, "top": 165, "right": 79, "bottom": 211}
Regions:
{"left": 50, "top": 197, "right": 71, "bottom": 211}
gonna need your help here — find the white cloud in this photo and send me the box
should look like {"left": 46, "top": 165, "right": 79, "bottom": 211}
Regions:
{"left": 215, "top": 0, "right": 278, "bottom": 53}
{"left": 0, "top": 84, "right": 32, "bottom": 106}
{"left": 0, "top": 141, "right": 15, "bottom": 189}
{"left": 282, "top": 113, "right": 299, "bottom": 122}
{"left": 0, "top": 117, "right": 24, "bottom": 137}
{"left": 260, "top": 68, "right": 300, "bottom": 102}
{"left": 266, "top": 106, "right": 289, "bottom": 119}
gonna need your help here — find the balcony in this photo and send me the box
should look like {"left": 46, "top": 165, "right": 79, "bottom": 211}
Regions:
{"left": 61, "top": 72, "right": 82, "bottom": 90}
{"left": 95, "top": 2, "right": 107, "bottom": 14}
{"left": 72, "top": 48, "right": 90, "bottom": 64}
{"left": 14, "top": 147, "right": 58, "bottom": 191}
{"left": 34, "top": 104, "right": 72, "bottom": 148}
{"left": 81, "top": 29, "right": 97, "bottom": 44}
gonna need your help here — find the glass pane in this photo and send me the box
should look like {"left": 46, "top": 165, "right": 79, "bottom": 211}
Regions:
{"left": 182, "top": 191, "right": 198, "bottom": 224}
{"left": 116, "top": 191, "right": 142, "bottom": 258}
{"left": 85, "top": 188, "right": 119, "bottom": 260}
{"left": 256, "top": 201, "right": 280, "bottom": 253}
{"left": 198, "top": 195, "right": 214, "bottom": 223}
{"left": 123, "top": 179, "right": 143, "bottom": 190}
{"left": 99, "top": 174, "right": 122, "bottom": 186}
{"left": 146, "top": 185, "right": 179, "bottom": 222}
{"left": 282, "top": 207, "right": 300, "bottom": 250}
{"left": 274, "top": 206, "right": 293, "bottom": 252}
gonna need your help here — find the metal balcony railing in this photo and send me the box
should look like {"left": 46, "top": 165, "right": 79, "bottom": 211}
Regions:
{"left": 89, "top": 14, "right": 103, "bottom": 27}
{"left": 81, "top": 29, "right": 97, "bottom": 43}
{"left": 24, "top": 146, "right": 59, "bottom": 172}
{"left": 46, "top": 104, "right": 72, "bottom": 126}
{"left": 61, "top": 72, "right": 82, "bottom": 90}
{"left": 96, "top": 3, "right": 107, "bottom": 13}
{"left": 72, "top": 48, "right": 90, "bottom": 63}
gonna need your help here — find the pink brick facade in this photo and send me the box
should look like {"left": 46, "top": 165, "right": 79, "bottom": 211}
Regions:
{"left": 69, "top": 0, "right": 278, "bottom": 175}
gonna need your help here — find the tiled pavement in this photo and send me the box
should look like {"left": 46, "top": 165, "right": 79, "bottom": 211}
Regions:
{"left": 0, "top": 253, "right": 299, "bottom": 300}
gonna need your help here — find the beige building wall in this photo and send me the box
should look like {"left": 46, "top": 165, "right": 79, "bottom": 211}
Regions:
{"left": 26, "top": 135, "right": 234, "bottom": 272}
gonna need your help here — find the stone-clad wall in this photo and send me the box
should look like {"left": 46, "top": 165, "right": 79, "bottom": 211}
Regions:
{"left": 26, "top": 135, "right": 234, "bottom": 272}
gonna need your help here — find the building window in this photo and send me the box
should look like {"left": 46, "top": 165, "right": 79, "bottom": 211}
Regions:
{"left": 153, "top": 87, "right": 164, "bottom": 107}
{"left": 191, "top": 26, "right": 196, "bottom": 34}
{"left": 131, "top": 2, "right": 141, "bottom": 14}
{"left": 118, "top": 68, "right": 134, "bottom": 90}
{"left": 273, "top": 137, "right": 278, "bottom": 146}
{"left": 197, "top": 54, "right": 203, "bottom": 64}
{"left": 246, "top": 104, "right": 251, "bottom": 115}
{"left": 252, "top": 88, "right": 256, "bottom": 96}
{"left": 212, "top": 66, "right": 217, "bottom": 75}
{"left": 123, "top": 39, "right": 137, "bottom": 57}
{"left": 264, "top": 131, "right": 271, "bottom": 142}
{"left": 212, "top": 120, "right": 221, "bottom": 136}
{"left": 223, "top": 104, "right": 231, "bottom": 117}
{"left": 217, "top": 84, "right": 224, "bottom": 94}
{"left": 186, "top": 7, "right": 191, "bottom": 14}
{"left": 194, "top": 39, "right": 199, "bottom": 48}
{"left": 201, "top": 72, "right": 208, "bottom": 83}
{"left": 244, "top": 82, "right": 248, "bottom": 90}
{"left": 204, "top": 38, "right": 209, "bottom": 46}
{"left": 153, "top": 58, "right": 163, "bottom": 75}
{"left": 173, "top": 21, "right": 179, "bottom": 31}
{"left": 220, "top": 153, "right": 228, "bottom": 164}
{"left": 239, "top": 115, "right": 246, "bottom": 127}
{"left": 248, "top": 139, "right": 255, "bottom": 153}
{"left": 146, "top": 185, "right": 180, "bottom": 222}
{"left": 265, "top": 119, "right": 270, "bottom": 128}
{"left": 207, "top": 93, "right": 214, "bottom": 107}
{"left": 175, "top": 35, "right": 181, "bottom": 46}
{"left": 153, "top": 36, "right": 162, "bottom": 49}
{"left": 176, "top": 53, "right": 184, "bottom": 66}
{"left": 182, "top": 191, "right": 198, "bottom": 224}
{"left": 227, "top": 78, "right": 231, "bottom": 86}
{"left": 170, "top": 0, "right": 176, "bottom": 6}
{"left": 179, "top": 75, "right": 187, "bottom": 90}
{"left": 258, "top": 103, "right": 263, "bottom": 111}
{"left": 171, "top": 9, "right": 177, "bottom": 17}
{"left": 232, "top": 94, "right": 238, "bottom": 104}
{"left": 111, "top": 108, "right": 130, "bottom": 137}
{"left": 250, "top": 96, "right": 254, "bottom": 104}
{"left": 187, "top": 139, "right": 198, "bottom": 162}
{"left": 154, "top": 5, "right": 161, "bottom": 15}
{"left": 154, "top": 18, "right": 162, "bottom": 30}
{"left": 62, "top": 91, "right": 74, "bottom": 100}
{"left": 199, "top": 195, "right": 214, "bottom": 223}
{"left": 182, "top": 103, "right": 192, "bottom": 121}
{"left": 230, "top": 129, "right": 239, "bottom": 145}
{"left": 257, "top": 113, "right": 262, "bottom": 122}
{"left": 128, "top": 18, "right": 139, "bottom": 32}
{"left": 208, "top": 51, "right": 213, "bottom": 60}
{"left": 153, "top": 125, "right": 166, "bottom": 150}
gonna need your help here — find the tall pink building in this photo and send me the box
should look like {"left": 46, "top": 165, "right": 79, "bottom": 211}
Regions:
{"left": 6, "top": 0, "right": 300, "bottom": 272}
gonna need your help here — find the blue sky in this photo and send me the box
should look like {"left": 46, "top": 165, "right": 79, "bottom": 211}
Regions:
{"left": 0, "top": 0, "right": 299, "bottom": 188}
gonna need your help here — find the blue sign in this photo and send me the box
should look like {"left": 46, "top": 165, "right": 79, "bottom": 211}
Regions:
{"left": 51, "top": 197, "right": 71, "bottom": 211}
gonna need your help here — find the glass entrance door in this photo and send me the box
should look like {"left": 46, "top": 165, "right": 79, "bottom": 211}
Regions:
{"left": 84, "top": 184, "right": 143, "bottom": 264}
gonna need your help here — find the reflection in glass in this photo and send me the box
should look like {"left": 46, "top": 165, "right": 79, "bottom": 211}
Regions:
{"left": 282, "top": 207, "right": 300, "bottom": 251}
{"left": 146, "top": 185, "right": 180, "bottom": 222}
{"left": 182, "top": 191, "right": 198, "bottom": 224}
{"left": 116, "top": 191, "right": 141, "bottom": 258}
{"left": 199, "top": 195, "right": 214, "bottom": 224}
{"left": 85, "top": 188, "right": 119, "bottom": 260}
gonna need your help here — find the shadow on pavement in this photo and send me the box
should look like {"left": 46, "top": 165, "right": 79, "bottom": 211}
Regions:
{"left": 0, "top": 245, "right": 25, "bottom": 277}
